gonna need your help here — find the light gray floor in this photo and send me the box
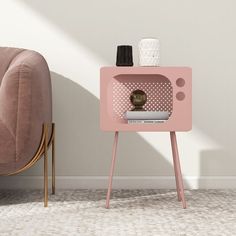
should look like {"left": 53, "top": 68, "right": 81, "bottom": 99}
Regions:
{"left": 0, "top": 190, "right": 236, "bottom": 236}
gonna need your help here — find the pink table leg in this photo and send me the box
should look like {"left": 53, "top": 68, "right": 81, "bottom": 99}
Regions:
{"left": 106, "top": 131, "right": 119, "bottom": 209}
{"left": 170, "top": 131, "right": 186, "bottom": 208}
{"left": 170, "top": 132, "right": 181, "bottom": 202}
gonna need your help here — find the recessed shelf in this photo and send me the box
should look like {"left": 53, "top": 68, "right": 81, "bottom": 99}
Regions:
{"left": 112, "top": 74, "right": 173, "bottom": 122}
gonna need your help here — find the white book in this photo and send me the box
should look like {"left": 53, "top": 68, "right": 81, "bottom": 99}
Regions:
{"left": 124, "top": 111, "right": 169, "bottom": 120}
{"left": 128, "top": 120, "right": 166, "bottom": 124}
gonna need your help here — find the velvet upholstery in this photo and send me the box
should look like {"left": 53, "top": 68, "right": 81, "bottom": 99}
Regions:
{"left": 0, "top": 47, "right": 52, "bottom": 175}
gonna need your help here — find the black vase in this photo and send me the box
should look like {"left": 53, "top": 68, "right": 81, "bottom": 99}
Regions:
{"left": 116, "top": 45, "right": 133, "bottom": 66}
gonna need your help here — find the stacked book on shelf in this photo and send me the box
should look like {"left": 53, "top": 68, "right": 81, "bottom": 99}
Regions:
{"left": 124, "top": 111, "right": 170, "bottom": 124}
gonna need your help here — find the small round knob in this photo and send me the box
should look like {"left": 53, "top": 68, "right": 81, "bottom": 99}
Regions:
{"left": 176, "top": 92, "right": 185, "bottom": 101}
{"left": 176, "top": 78, "right": 185, "bottom": 87}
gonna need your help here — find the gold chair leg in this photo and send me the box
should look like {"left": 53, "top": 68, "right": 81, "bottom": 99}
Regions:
{"left": 44, "top": 124, "right": 48, "bottom": 207}
{"left": 52, "top": 123, "right": 55, "bottom": 195}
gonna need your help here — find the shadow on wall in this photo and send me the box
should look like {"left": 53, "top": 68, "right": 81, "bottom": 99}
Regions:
{"left": 19, "top": 0, "right": 236, "bottom": 176}
{"left": 18, "top": 0, "right": 236, "bottom": 184}
{"left": 24, "top": 72, "right": 180, "bottom": 180}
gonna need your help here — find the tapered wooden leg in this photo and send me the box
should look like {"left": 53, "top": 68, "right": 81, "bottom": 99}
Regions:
{"left": 52, "top": 123, "right": 55, "bottom": 195}
{"left": 170, "top": 131, "right": 186, "bottom": 209}
{"left": 106, "top": 131, "right": 119, "bottom": 209}
{"left": 44, "top": 124, "right": 48, "bottom": 207}
{"left": 170, "top": 133, "right": 181, "bottom": 202}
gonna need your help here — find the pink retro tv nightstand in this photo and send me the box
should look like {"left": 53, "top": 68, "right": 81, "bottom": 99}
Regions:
{"left": 100, "top": 66, "right": 192, "bottom": 209}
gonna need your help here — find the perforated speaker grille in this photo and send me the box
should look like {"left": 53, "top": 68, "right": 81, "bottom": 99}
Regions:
{"left": 112, "top": 81, "right": 173, "bottom": 119}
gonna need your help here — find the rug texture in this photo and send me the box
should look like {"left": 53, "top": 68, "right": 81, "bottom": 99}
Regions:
{"left": 0, "top": 190, "right": 236, "bottom": 236}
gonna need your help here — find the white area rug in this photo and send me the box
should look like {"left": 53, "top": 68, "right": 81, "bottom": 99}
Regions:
{"left": 0, "top": 190, "right": 236, "bottom": 236}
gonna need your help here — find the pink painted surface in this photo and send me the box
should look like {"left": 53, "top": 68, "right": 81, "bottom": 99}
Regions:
{"left": 100, "top": 67, "right": 192, "bottom": 131}
{"left": 170, "top": 131, "right": 186, "bottom": 208}
{"left": 106, "top": 131, "right": 119, "bottom": 209}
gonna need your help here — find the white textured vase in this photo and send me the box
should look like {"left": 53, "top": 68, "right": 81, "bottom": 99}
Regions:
{"left": 139, "top": 38, "right": 160, "bottom": 66}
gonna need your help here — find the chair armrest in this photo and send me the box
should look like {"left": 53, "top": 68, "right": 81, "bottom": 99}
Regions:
{"left": 0, "top": 50, "right": 52, "bottom": 161}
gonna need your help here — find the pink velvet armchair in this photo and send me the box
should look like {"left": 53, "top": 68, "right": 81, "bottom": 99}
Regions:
{"left": 0, "top": 47, "right": 55, "bottom": 207}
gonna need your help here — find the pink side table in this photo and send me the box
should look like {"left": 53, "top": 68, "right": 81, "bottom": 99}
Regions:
{"left": 100, "top": 66, "right": 192, "bottom": 209}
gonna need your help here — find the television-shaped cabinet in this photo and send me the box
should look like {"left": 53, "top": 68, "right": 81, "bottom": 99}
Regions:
{"left": 100, "top": 67, "right": 192, "bottom": 209}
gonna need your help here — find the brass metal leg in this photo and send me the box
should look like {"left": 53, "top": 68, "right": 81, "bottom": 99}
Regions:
{"left": 2, "top": 122, "right": 55, "bottom": 207}
{"left": 52, "top": 123, "right": 55, "bottom": 195}
{"left": 44, "top": 124, "right": 48, "bottom": 207}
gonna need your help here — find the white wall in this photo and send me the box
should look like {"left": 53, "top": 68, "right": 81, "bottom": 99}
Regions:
{"left": 0, "top": 0, "right": 236, "bottom": 188}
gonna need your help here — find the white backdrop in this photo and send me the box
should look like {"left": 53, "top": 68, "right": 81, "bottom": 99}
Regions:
{"left": 0, "top": 0, "right": 236, "bottom": 188}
